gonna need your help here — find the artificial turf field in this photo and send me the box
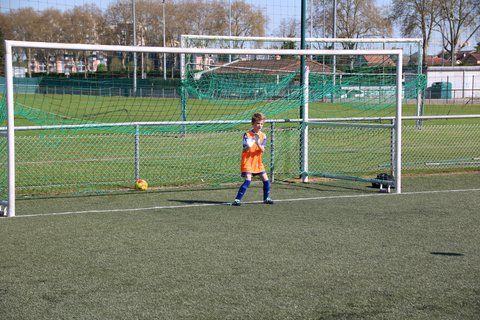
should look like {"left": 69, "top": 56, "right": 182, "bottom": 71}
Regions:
{"left": 1, "top": 173, "right": 480, "bottom": 319}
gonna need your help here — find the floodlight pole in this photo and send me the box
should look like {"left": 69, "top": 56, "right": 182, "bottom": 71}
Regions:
{"left": 163, "top": 0, "right": 167, "bottom": 80}
{"left": 132, "top": 0, "right": 137, "bottom": 95}
{"left": 300, "top": 0, "right": 306, "bottom": 85}
{"left": 301, "top": 67, "right": 310, "bottom": 183}
{"left": 310, "top": 0, "right": 314, "bottom": 59}
{"left": 310, "top": 0, "right": 313, "bottom": 38}
{"left": 331, "top": 0, "right": 337, "bottom": 102}
{"left": 228, "top": 0, "right": 232, "bottom": 63}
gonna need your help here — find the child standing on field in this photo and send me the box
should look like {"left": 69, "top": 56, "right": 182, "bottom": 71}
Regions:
{"left": 232, "top": 112, "right": 273, "bottom": 206}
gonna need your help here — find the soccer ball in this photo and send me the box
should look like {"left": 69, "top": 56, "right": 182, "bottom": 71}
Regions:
{"left": 135, "top": 179, "right": 148, "bottom": 191}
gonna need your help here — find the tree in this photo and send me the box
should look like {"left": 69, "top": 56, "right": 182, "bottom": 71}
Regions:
{"left": 0, "top": 28, "right": 4, "bottom": 76}
{"left": 63, "top": 4, "right": 105, "bottom": 78}
{"left": 37, "top": 9, "right": 69, "bottom": 74}
{"left": 277, "top": 18, "right": 299, "bottom": 38}
{"left": 0, "top": 0, "right": 267, "bottom": 77}
{"left": 1, "top": 8, "right": 44, "bottom": 75}
{"left": 109, "top": 56, "right": 124, "bottom": 72}
{"left": 311, "top": 0, "right": 392, "bottom": 48}
{"left": 171, "top": 0, "right": 228, "bottom": 43}
{"left": 390, "top": 0, "right": 441, "bottom": 67}
{"left": 276, "top": 18, "right": 298, "bottom": 54}
{"left": 1, "top": 8, "right": 39, "bottom": 42}
{"left": 63, "top": 4, "right": 104, "bottom": 44}
{"left": 104, "top": 0, "right": 135, "bottom": 70}
{"left": 230, "top": 0, "right": 266, "bottom": 39}
{"left": 437, "top": 0, "right": 480, "bottom": 66}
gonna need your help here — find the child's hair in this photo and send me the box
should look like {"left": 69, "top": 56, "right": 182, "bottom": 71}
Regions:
{"left": 251, "top": 112, "right": 265, "bottom": 123}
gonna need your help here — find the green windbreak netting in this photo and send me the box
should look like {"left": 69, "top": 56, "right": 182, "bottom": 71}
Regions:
{"left": 3, "top": 71, "right": 304, "bottom": 134}
{"left": 182, "top": 64, "right": 303, "bottom": 129}
{"left": 1, "top": 56, "right": 425, "bottom": 133}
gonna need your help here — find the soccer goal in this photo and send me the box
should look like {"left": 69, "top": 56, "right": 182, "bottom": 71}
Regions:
{"left": 181, "top": 35, "right": 424, "bottom": 117}
{"left": 1, "top": 40, "right": 403, "bottom": 217}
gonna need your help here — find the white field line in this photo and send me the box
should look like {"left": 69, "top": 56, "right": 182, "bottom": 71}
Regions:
{"left": 9, "top": 188, "right": 480, "bottom": 219}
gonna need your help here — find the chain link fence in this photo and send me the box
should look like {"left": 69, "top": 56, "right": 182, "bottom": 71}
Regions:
{"left": 1, "top": 116, "right": 479, "bottom": 200}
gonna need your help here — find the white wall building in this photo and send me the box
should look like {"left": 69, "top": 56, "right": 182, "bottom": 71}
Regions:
{"left": 426, "top": 66, "right": 480, "bottom": 99}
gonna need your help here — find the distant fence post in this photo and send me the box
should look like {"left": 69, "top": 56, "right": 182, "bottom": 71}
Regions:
{"left": 270, "top": 122, "right": 275, "bottom": 183}
{"left": 135, "top": 125, "right": 140, "bottom": 181}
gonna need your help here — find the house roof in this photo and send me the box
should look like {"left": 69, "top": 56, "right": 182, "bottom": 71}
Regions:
{"left": 456, "top": 49, "right": 476, "bottom": 60}
{"left": 361, "top": 54, "right": 396, "bottom": 66}
{"left": 463, "top": 53, "right": 480, "bottom": 64}
{"left": 426, "top": 55, "right": 450, "bottom": 66}
{"left": 211, "top": 58, "right": 334, "bottom": 74}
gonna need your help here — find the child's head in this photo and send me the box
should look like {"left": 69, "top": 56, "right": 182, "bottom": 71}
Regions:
{"left": 251, "top": 113, "right": 265, "bottom": 124}
{"left": 251, "top": 113, "right": 265, "bottom": 132}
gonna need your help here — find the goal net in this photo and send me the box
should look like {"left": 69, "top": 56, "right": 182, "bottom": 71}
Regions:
{"left": 1, "top": 41, "right": 403, "bottom": 216}
{"left": 181, "top": 36, "right": 424, "bottom": 98}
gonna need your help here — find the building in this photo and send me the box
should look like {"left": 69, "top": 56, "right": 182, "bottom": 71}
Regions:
{"left": 426, "top": 66, "right": 480, "bottom": 99}
{"left": 425, "top": 55, "right": 450, "bottom": 66}
{"left": 355, "top": 54, "right": 396, "bottom": 67}
{"left": 462, "top": 53, "right": 480, "bottom": 65}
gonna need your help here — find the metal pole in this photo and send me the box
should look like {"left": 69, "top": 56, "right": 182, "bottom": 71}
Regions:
{"left": 163, "top": 0, "right": 167, "bottom": 80}
{"left": 310, "top": 0, "right": 313, "bottom": 38}
{"left": 331, "top": 0, "right": 336, "bottom": 102}
{"left": 301, "top": 66, "right": 310, "bottom": 183}
{"left": 180, "top": 53, "right": 187, "bottom": 135}
{"left": 322, "top": 0, "right": 325, "bottom": 95}
{"left": 229, "top": 0, "right": 232, "bottom": 63}
{"left": 473, "top": 75, "right": 475, "bottom": 102}
{"left": 300, "top": 0, "right": 307, "bottom": 180}
{"left": 300, "top": 0, "right": 306, "bottom": 104}
{"left": 132, "top": 0, "right": 137, "bottom": 95}
{"left": 390, "top": 118, "right": 395, "bottom": 178}
{"left": 395, "top": 53, "right": 403, "bottom": 193}
{"left": 270, "top": 122, "right": 275, "bottom": 183}
{"left": 416, "top": 40, "right": 424, "bottom": 128}
{"left": 310, "top": 0, "right": 313, "bottom": 60}
{"left": 135, "top": 125, "right": 140, "bottom": 180}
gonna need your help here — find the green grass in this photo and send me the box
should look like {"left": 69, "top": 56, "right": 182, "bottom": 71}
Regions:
{"left": 1, "top": 173, "right": 480, "bottom": 319}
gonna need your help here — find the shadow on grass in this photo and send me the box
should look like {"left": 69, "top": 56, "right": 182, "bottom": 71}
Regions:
{"left": 430, "top": 252, "right": 465, "bottom": 257}
{"left": 169, "top": 199, "right": 230, "bottom": 205}
{"left": 275, "top": 179, "right": 375, "bottom": 193}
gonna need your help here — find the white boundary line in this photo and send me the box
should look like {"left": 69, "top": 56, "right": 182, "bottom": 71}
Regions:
{"left": 6, "top": 188, "right": 480, "bottom": 219}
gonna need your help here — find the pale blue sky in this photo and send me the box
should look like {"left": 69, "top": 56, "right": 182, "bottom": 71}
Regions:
{"left": 0, "top": 0, "right": 451, "bottom": 53}
{"left": 0, "top": 0, "right": 395, "bottom": 38}
{"left": 1, "top": 0, "right": 391, "bottom": 29}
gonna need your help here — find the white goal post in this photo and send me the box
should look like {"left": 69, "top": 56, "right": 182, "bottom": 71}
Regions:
{"left": 3, "top": 40, "right": 403, "bottom": 217}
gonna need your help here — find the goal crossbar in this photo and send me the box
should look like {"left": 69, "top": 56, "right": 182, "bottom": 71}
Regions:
{"left": 5, "top": 40, "right": 403, "bottom": 57}
{"left": 181, "top": 35, "right": 423, "bottom": 44}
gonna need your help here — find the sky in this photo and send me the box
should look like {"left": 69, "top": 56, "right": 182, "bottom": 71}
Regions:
{"left": 0, "top": 0, "right": 459, "bottom": 54}
{"left": 1, "top": 0, "right": 391, "bottom": 29}
{"left": 0, "top": 0, "right": 398, "bottom": 38}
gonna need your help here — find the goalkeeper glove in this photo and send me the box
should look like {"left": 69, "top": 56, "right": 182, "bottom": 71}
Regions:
{"left": 254, "top": 133, "right": 260, "bottom": 146}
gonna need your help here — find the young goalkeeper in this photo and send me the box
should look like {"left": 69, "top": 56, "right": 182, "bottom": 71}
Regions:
{"left": 232, "top": 113, "right": 274, "bottom": 206}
